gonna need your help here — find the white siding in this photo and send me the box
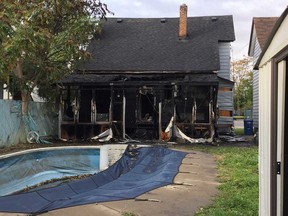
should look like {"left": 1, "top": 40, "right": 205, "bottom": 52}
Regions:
{"left": 3, "top": 84, "right": 11, "bottom": 99}
{"left": 0, "top": 84, "right": 3, "bottom": 99}
{"left": 217, "top": 116, "right": 233, "bottom": 125}
{"left": 217, "top": 42, "right": 234, "bottom": 127}
{"left": 218, "top": 42, "right": 231, "bottom": 80}
{"left": 252, "top": 39, "right": 262, "bottom": 129}
{"left": 276, "top": 61, "right": 286, "bottom": 216}
{"left": 218, "top": 91, "right": 233, "bottom": 110}
{"left": 217, "top": 90, "right": 234, "bottom": 125}
{"left": 258, "top": 11, "right": 288, "bottom": 216}
{"left": 259, "top": 61, "right": 272, "bottom": 216}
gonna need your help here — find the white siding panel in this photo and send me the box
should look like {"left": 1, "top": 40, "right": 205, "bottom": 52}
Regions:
{"left": 259, "top": 61, "right": 272, "bottom": 216}
{"left": 253, "top": 39, "right": 261, "bottom": 129}
{"left": 218, "top": 91, "right": 233, "bottom": 110}
{"left": 218, "top": 42, "right": 233, "bottom": 128}
{"left": 277, "top": 61, "right": 286, "bottom": 216}
{"left": 253, "top": 68, "right": 259, "bottom": 128}
{"left": 218, "top": 42, "right": 231, "bottom": 80}
{"left": 253, "top": 39, "right": 262, "bottom": 66}
{"left": 249, "top": 27, "right": 257, "bottom": 57}
{"left": 217, "top": 116, "right": 233, "bottom": 124}
{"left": 0, "top": 84, "right": 3, "bottom": 99}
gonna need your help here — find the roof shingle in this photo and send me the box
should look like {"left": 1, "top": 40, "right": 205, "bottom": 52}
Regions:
{"left": 77, "top": 16, "right": 235, "bottom": 73}
{"left": 253, "top": 17, "right": 278, "bottom": 50}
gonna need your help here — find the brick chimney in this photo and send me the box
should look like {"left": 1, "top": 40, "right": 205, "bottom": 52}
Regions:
{"left": 179, "top": 4, "right": 188, "bottom": 39}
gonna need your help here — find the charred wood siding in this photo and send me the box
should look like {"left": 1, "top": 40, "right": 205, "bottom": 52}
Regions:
{"left": 125, "top": 89, "right": 137, "bottom": 130}
{"left": 59, "top": 77, "right": 219, "bottom": 140}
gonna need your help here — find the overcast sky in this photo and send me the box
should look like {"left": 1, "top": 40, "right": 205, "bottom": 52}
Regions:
{"left": 105, "top": 0, "right": 287, "bottom": 60}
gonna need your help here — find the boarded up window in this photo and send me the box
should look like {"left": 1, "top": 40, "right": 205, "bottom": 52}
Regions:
{"left": 219, "top": 110, "right": 232, "bottom": 116}
{"left": 218, "top": 87, "right": 232, "bottom": 92}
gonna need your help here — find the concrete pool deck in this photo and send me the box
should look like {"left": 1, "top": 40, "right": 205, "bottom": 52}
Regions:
{"left": 0, "top": 150, "right": 218, "bottom": 216}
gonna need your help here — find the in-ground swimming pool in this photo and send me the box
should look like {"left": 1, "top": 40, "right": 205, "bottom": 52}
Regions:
{"left": 0, "top": 146, "right": 100, "bottom": 196}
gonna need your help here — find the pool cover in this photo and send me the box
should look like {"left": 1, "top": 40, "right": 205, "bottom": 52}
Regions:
{"left": 0, "top": 148, "right": 100, "bottom": 196}
{"left": 0, "top": 146, "right": 186, "bottom": 214}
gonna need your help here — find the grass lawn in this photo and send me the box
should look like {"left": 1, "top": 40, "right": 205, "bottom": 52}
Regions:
{"left": 234, "top": 128, "right": 244, "bottom": 135}
{"left": 233, "top": 116, "right": 244, "bottom": 120}
{"left": 181, "top": 145, "right": 258, "bottom": 216}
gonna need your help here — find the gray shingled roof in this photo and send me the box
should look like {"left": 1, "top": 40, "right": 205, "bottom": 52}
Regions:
{"left": 77, "top": 16, "right": 235, "bottom": 73}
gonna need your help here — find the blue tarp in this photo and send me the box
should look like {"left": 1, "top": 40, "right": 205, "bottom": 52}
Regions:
{"left": 0, "top": 147, "right": 186, "bottom": 214}
{"left": 0, "top": 148, "right": 100, "bottom": 196}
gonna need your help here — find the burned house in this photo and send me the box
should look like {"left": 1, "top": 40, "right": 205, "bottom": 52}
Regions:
{"left": 59, "top": 5, "right": 235, "bottom": 141}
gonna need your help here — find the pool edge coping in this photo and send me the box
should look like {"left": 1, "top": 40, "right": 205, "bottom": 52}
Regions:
{"left": 0, "top": 146, "right": 101, "bottom": 159}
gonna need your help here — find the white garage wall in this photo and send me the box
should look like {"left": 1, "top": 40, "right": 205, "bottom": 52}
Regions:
{"left": 259, "top": 61, "right": 272, "bottom": 216}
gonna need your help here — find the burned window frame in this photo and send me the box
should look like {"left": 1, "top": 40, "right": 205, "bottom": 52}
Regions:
{"left": 136, "top": 86, "right": 156, "bottom": 123}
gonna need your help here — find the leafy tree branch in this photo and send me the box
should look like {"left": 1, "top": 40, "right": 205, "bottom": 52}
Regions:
{"left": 0, "top": 0, "right": 113, "bottom": 115}
{"left": 231, "top": 57, "right": 253, "bottom": 115}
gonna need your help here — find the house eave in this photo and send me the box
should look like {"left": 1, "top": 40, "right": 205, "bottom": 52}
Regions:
{"left": 255, "top": 6, "right": 288, "bottom": 70}
{"left": 75, "top": 69, "right": 216, "bottom": 74}
{"left": 60, "top": 73, "right": 219, "bottom": 87}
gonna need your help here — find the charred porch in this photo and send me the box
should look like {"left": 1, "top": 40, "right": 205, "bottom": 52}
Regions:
{"left": 59, "top": 73, "right": 218, "bottom": 141}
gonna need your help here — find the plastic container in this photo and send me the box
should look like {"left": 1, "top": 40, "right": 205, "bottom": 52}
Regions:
{"left": 244, "top": 119, "right": 253, "bottom": 135}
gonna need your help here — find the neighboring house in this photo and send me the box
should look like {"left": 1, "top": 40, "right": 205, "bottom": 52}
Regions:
{"left": 255, "top": 7, "right": 288, "bottom": 216}
{"left": 59, "top": 4, "right": 235, "bottom": 141}
{"left": 248, "top": 17, "right": 278, "bottom": 135}
{"left": 0, "top": 83, "right": 11, "bottom": 99}
{"left": 0, "top": 84, "right": 3, "bottom": 99}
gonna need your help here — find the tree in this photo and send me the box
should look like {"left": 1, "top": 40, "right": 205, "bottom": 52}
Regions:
{"left": 0, "top": 0, "right": 112, "bottom": 115}
{"left": 231, "top": 57, "right": 253, "bottom": 115}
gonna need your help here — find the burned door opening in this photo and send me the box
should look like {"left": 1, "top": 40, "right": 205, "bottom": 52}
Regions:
{"left": 139, "top": 92, "right": 154, "bottom": 122}
{"left": 60, "top": 86, "right": 115, "bottom": 140}
{"left": 95, "top": 89, "right": 110, "bottom": 122}
{"left": 175, "top": 85, "right": 216, "bottom": 138}
{"left": 133, "top": 87, "right": 158, "bottom": 140}
{"left": 79, "top": 90, "right": 92, "bottom": 123}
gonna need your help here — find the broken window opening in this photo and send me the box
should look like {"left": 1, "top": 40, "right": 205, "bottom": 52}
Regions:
{"left": 112, "top": 90, "right": 123, "bottom": 121}
{"left": 138, "top": 87, "right": 155, "bottom": 122}
{"left": 175, "top": 97, "right": 193, "bottom": 124}
{"left": 62, "top": 87, "right": 79, "bottom": 122}
{"left": 95, "top": 90, "right": 110, "bottom": 122}
{"left": 192, "top": 87, "right": 211, "bottom": 124}
{"left": 161, "top": 86, "right": 174, "bottom": 128}
{"left": 164, "top": 87, "right": 173, "bottom": 100}
{"left": 79, "top": 89, "right": 92, "bottom": 123}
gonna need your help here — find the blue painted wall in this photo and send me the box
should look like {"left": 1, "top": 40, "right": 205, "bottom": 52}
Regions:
{"left": 0, "top": 100, "right": 57, "bottom": 146}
